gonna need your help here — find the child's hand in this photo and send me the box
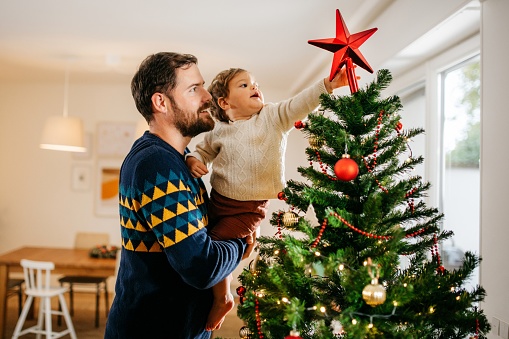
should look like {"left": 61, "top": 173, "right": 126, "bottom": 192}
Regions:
{"left": 325, "top": 66, "right": 360, "bottom": 92}
{"left": 186, "top": 156, "right": 209, "bottom": 178}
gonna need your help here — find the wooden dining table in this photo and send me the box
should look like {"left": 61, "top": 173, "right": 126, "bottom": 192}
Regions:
{"left": 0, "top": 246, "right": 117, "bottom": 338}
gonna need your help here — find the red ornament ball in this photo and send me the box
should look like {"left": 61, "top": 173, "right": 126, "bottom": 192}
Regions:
{"left": 294, "top": 120, "right": 305, "bottom": 129}
{"left": 334, "top": 156, "right": 359, "bottom": 181}
{"left": 277, "top": 192, "right": 285, "bottom": 200}
{"left": 236, "top": 285, "right": 246, "bottom": 297}
{"left": 285, "top": 330, "right": 303, "bottom": 339}
{"left": 396, "top": 121, "right": 403, "bottom": 131}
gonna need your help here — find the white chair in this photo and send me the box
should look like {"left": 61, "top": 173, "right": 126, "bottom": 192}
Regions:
{"left": 11, "top": 259, "right": 77, "bottom": 339}
{"left": 58, "top": 232, "right": 110, "bottom": 327}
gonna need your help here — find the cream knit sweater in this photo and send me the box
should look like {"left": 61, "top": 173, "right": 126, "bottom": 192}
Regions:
{"left": 189, "top": 79, "right": 328, "bottom": 201}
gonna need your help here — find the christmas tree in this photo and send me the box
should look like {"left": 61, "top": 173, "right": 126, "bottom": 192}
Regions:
{"left": 235, "top": 68, "right": 490, "bottom": 339}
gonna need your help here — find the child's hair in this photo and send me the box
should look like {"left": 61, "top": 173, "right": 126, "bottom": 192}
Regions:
{"left": 207, "top": 68, "right": 247, "bottom": 123}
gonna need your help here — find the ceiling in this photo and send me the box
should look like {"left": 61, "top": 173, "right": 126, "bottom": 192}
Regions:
{"left": 0, "top": 0, "right": 480, "bottom": 98}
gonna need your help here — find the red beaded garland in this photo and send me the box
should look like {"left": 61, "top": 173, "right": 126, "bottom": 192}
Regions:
{"left": 330, "top": 211, "right": 428, "bottom": 240}
{"left": 310, "top": 219, "right": 328, "bottom": 248}
{"left": 255, "top": 297, "right": 264, "bottom": 338}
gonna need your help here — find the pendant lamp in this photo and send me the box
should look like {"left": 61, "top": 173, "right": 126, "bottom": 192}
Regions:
{"left": 40, "top": 67, "right": 86, "bottom": 152}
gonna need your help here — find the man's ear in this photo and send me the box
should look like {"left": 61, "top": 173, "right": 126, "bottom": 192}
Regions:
{"left": 217, "top": 97, "right": 229, "bottom": 111}
{"left": 151, "top": 92, "right": 168, "bottom": 114}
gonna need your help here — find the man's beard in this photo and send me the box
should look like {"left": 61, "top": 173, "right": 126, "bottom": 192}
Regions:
{"left": 171, "top": 100, "right": 215, "bottom": 137}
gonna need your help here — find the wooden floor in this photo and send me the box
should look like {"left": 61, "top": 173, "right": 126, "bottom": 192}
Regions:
{"left": 4, "top": 291, "right": 245, "bottom": 338}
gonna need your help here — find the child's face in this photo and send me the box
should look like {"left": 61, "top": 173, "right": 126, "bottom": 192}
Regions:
{"left": 223, "top": 71, "right": 264, "bottom": 120}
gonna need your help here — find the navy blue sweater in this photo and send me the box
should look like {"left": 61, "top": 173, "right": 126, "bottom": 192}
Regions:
{"left": 105, "top": 132, "right": 246, "bottom": 339}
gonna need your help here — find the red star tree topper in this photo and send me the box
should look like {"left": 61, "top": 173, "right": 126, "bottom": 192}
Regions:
{"left": 308, "top": 9, "right": 377, "bottom": 93}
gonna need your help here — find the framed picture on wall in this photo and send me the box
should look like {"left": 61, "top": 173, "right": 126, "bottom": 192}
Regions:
{"left": 95, "top": 160, "right": 122, "bottom": 217}
{"left": 71, "top": 165, "right": 92, "bottom": 191}
{"left": 96, "top": 122, "right": 136, "bottom": 158}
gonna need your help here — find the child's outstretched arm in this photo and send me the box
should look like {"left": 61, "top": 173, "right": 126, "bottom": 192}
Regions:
{"left": 186, "top": 156, "right": 209, "bottom": 178}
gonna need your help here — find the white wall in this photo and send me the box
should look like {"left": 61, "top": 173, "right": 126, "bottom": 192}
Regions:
{"left": 0, "top": 80, "right": 138, "bottom": 252}
{"left": 480, "top": 0, "right": 509, "bottom": 337}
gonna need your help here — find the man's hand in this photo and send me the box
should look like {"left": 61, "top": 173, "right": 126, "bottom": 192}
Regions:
{"left": 185, "top": 156, "right": 209, "bottom": 178}
{"left": 242, "top": 233, "right": 257, "bottom": 260}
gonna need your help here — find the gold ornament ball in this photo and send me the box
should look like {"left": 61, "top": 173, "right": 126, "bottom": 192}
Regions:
{"left": 282, "top": 211, "right": 299, "bottom": 227}
{"left": 362, "top": 279, "right": 386, "bottom": 307}
{"left": 309, "top": 136, "right": 325, "bottom": 150}
{"left": 239, "top": 325, "right": 252, "bottom": 339}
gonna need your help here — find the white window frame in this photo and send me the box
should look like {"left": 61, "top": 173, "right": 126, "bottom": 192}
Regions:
{"left": 388, "top": 34, "right": 480, "bottom": 210}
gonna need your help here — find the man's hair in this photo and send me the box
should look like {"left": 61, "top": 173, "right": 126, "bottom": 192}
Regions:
{"left": 131, "top": 52, "right": 198, "bottom": 122}
{"left": 207, "top": 68, "right": 246, "bottom": 123}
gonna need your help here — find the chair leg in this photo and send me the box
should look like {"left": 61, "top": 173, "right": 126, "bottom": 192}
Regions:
{"left": 58, "top": 293, "right": 77, "bottom": 339}
{"left": 17, "top": 287, "right": 22, "bottom": 316}
{"left": 69, "top": 283, "right": 74, "bottom": 316}
{"left": 95, "top": 283, "right": 100, "bottom": 328}
{"left": 11, "top": 295, "right": 34, "bottom": 339}
{"left": 44, "top": 297, "right": 52, "bottom": 339}
{"left": 36, "top": 298, "right": 44, "bottom": 339}
{"left": 57, "top": 282, "right": 63, "bottom": 326}
{"left": 104, "top": 280, "right": 110, "bottom": 318}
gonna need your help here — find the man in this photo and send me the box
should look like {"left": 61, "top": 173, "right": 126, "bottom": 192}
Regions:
{"left": 105, "top": 52, "right": 254, "bottom": 339}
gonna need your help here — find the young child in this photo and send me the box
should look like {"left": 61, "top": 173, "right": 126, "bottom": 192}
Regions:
{"left": 186, "top": 67, "right": 350, "bottom": 331}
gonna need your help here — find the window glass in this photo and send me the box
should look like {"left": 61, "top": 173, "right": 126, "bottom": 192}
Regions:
{"left": 440, "top": 56, "right": 480, "bottom": 288}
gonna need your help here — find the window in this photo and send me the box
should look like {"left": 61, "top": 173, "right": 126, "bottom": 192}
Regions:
{"left": 440, "top": 56, "right": 480, "bottom": 288}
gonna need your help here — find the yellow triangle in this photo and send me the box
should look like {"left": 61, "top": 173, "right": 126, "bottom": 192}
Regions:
{"left": 175, "top": 229, "right": 188, "bottom": 243}
{"left": 187, "top": 201, "right": 197, "bottom": 211}
{"left": 135, "top": 221, "right": 146, "bottom": 231}
{"left": 135, "top": 241, "right": 148, "bottom": 252}
{"left": 197, "top": 218, "right": 205, "bottom": 229}
{"left": 120, "top": 217, "right": 126, "bottom": 227}
{"left": 151, "top": 214, "right": 162, "bottom": 227}
{"left": 149, "top": 242, "right": 163, "bottom": 252}
{"left": 176, "top": 203, "right": 188, "bottom": 215}
{"left": 141, "top": 193, "right": 152, "bottom": 207}
{"left": 125, "top": 239, "right": 134, "bottom": 251}
{"left": 179, "top": 181, "right": 187, "bottom": 191}
{"left": 187, "top": 223, "right": 200, "bottom": 236}
{"left": 163, "top": 235, "right": 175, "bottom": 247}
{"left": 125, "top": 219, "right": 135, "bottom": 229}
{"left": 152, "top": 186, "right": 165, "bottom": 200}
{"left": 132, "top": 199, "right": 141, "bottom": 212}
{"left": 166, "top": 181, "right": 179, "bottom": 194}
{"left": 163, "top": 208, "right": 177, "bottom": 221}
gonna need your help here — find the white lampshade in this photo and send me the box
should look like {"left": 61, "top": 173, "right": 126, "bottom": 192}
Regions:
{"left": 40, "top": 115, "right": 86, "bottom": 152}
